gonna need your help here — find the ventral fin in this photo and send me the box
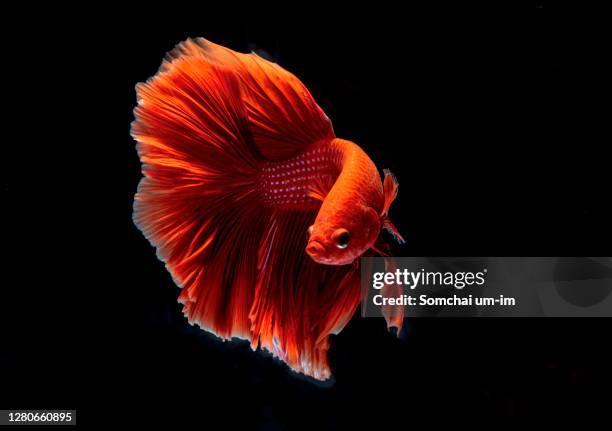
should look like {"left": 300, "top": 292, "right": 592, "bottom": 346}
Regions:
{"left": 371, "top": 236, "right": 391, "bottom": 257}
{"left": 382, "top": 216, "right": 405, "bottom": 244}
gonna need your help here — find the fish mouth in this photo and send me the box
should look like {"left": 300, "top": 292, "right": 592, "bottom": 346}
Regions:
{"left": 306, "top": 240, "right": 326, "bottom": 259}
{"left": 306, "top": 240, "right": 336, "bottom": 264}
{"left": 306, "top": 240, "right": 356, "bottom": 265}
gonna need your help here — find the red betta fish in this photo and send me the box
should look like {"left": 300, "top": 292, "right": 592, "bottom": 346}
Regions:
{"left": 132, "top": 38, "right": 404, "bottom": 380}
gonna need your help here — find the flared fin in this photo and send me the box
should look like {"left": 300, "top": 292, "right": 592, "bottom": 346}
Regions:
{"left": 251, "top": 209, "right": 361, "bottom": 380}
{"left": 133, "top": 54, "right": 265, "bottom": 340}
{"left": 163, "top": 38, "right": 336, "bottom": 160}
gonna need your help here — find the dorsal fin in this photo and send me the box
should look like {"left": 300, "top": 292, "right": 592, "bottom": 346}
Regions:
{"left": 163, "top": 38, "right": 336, "bottom": 160}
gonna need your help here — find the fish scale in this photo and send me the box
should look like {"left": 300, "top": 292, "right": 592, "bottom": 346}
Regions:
{"left": 260, "top": 144, "right": 342, "bottom": 209}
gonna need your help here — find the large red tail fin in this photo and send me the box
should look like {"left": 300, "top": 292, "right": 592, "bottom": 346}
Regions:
{"left": 132, "top": 57, "right": 263, "bottom": 339}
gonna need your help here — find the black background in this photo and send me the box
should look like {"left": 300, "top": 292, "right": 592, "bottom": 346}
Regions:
{"left": 3, "top": 3, "right": 611, "bottom": 428}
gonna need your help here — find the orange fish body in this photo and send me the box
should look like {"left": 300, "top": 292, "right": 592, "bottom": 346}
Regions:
{"left": 132, "top": 38, "right": 402, "bottom": 380}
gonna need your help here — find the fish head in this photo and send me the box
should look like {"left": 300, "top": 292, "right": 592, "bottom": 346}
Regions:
{"left": 306, "top": 205, "right": 380, "bottom": 265}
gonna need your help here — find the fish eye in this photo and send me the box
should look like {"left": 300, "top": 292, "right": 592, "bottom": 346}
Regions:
{"left": 332, "top": 228, "right": 350, "bottom": 249}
